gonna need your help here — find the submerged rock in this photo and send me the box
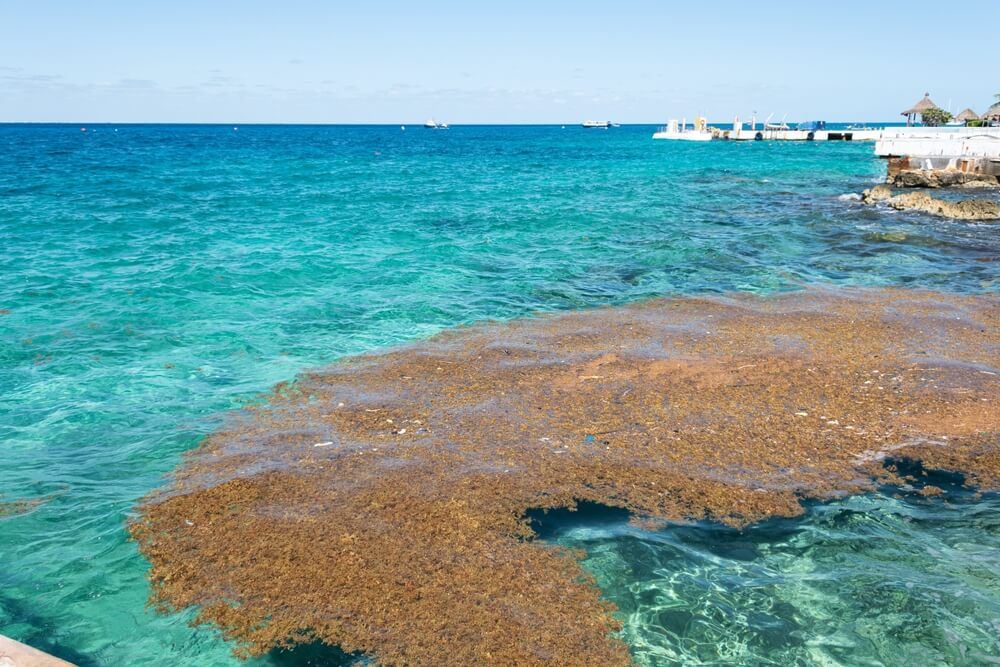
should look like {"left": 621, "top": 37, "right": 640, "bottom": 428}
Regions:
{"left": 862, "top": 185, "right": 1000, "bottom": 220}
{"left": 864, "top": 230, "right": 909, "bottom": 243}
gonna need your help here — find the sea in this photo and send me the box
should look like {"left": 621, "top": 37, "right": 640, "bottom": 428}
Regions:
{"left": 1, "top": 123, "right": 997, "bottom": 666}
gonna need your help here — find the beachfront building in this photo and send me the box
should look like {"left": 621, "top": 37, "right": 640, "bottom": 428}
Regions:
{"left": 901, "top": 92, "right": 939, "bottom": 126}
{"left": 954, "top": 108, "right": 979, "bottom": 126}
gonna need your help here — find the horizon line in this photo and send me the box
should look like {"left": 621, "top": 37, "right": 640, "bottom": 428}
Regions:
{"left": 0, "top": 120, "right": 904, "bottom": 126}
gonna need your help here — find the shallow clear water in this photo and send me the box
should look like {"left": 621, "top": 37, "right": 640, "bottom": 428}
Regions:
{"left": 542, "top": 468, "right": 1000, "bottom": 666}
{"left": 1, "top": 124, "right": 997, "bottom": 665}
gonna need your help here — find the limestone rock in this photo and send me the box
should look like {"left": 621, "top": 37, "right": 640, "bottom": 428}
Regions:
{"left": 861, "top": 184, "right": 894, "bottom": 203}
{"left": 891, "top": 170, "right": 941, "bottom": 188}
{"left": 888, "top": 192, "right": 1000, "bottom": 220}
{"left": 947, "top": 198, "right": 1000, "bottom": 220}
{"left": 958, "top": 178, "right": 1000, "bottom": 189}
{"left": 890, "top": 169, "right": 1000, "bottom": 189}
{"left": 860, "top": 186, "right": 1000, "bottom": 221}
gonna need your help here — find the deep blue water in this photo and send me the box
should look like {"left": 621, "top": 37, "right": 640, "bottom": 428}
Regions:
{"left": 1, "top": 124, "right": 997, "bottom": 665}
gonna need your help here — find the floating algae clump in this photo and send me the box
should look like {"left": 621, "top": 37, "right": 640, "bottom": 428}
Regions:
{"left": 131, "top": 288, "right": 999, "bottom": 665}
{"left": 0, "top": 485, "right": 69, "bottom": 518}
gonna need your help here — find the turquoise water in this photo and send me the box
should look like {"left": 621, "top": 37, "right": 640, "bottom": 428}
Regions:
{"left": 1, "top": 124, "right": 997, "bottom": 665}
{"left": 543, "top": 468, "right": 1000, "bottom": 666}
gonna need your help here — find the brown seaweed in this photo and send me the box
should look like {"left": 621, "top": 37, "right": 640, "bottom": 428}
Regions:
{"left": 131, "top": 287, "right": 999, "bottom": 665}
{"left": 0, "top": 485, "right": 69, "bottom": 518}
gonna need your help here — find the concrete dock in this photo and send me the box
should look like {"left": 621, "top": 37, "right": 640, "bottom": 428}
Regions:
{"left": 722, "top": 127, "right": 883, "bottom": 142}
{"left": 0, "top": 635, "right": 75, "bottom": 667}
{"left": 876, "top": 127, "right": 1000, "bottom": 158}
{"left": 716, "top": 124, "right": 1000, "bottom": 146}
{"left": 875, "top": 127, "right": 1000, "bottom": 185}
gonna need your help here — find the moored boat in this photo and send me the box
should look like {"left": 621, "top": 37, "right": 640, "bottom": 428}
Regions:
{"left": 652, "top": 117, "right": 713, "bottom": 141}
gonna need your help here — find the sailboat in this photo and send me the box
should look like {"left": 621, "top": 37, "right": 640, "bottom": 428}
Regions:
{"left": 944, "top": 98, "right": 963, "bottom": 126}
{"left": 763, "top": 113, "right": 790, "bottom": 131}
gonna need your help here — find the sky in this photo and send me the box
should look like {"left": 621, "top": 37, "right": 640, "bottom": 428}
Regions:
{"left": 2, "top": 0, "right": 998, "bottom": 124}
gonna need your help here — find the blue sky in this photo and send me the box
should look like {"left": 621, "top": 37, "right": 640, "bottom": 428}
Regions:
{"left": 2, "top": 0, "right": 998, "bottom": 123}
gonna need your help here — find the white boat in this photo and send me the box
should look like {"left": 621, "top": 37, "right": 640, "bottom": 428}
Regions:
{"left": 762, "top": 113, "right": 790, "bottom": 131}
{"left": 652, "top": 118, "right": 712, "bottom": 141}
{"left": 582, "top": 120, "right": 611, "bottom": 129}
{"left": 424, "top": 119, "right": 449, "bottom": 129}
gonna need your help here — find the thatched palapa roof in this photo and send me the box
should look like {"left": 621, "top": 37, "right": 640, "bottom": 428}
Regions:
{"left": 901, "top": 93, "right": 938, "bottom": 116}
{"left": 984, "top": 103, "right": 1000, "bottom": 121}
{"left": 954, "top": 108, "right": 979, "bottom": 122}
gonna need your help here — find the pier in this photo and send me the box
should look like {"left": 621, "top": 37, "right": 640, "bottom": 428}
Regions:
{"left": 720, "top": 126, "right": 882, "bottom": 142}
{"left": 708, "top": 115, "right": 884, "bottom": 141}
{"left": 652, "top": 115, "right": 887, "bottom": 142}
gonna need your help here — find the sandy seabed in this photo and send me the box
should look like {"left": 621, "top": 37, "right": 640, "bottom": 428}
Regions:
{"left": 131, "top": 287, "right": 999, "bottom": 666}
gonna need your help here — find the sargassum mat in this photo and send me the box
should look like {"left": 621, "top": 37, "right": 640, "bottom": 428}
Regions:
{"left": 131, "top": 287, "right": 999, "bottom": 665}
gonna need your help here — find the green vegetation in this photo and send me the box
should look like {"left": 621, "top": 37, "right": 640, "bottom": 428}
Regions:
{"left": 921, "top": 108, "right": 952, "bottom": 127}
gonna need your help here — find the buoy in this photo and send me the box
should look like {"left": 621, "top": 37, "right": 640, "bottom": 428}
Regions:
{"left": 401, "top": 125, "right": 406, "bottom": 131}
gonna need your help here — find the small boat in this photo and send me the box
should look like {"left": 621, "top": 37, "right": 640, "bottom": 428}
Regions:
{"left": 424, "top": 119, "right": 449, "bottom": 129}
{"left": 762, "top": 113, "right": 790, "bottom": 131}
{"left": 652, "top": 118, "right": 712, "bottom": 141}
{"left": 581, "top": 120, "right": 612, "bottom": 129}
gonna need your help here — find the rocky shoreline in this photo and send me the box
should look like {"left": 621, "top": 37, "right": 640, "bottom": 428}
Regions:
{"left": 862, "top": 184, "right": 1000, "bottom": 220}
{"left": 889, "top": 169, "right": 999, "bottom": 189}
